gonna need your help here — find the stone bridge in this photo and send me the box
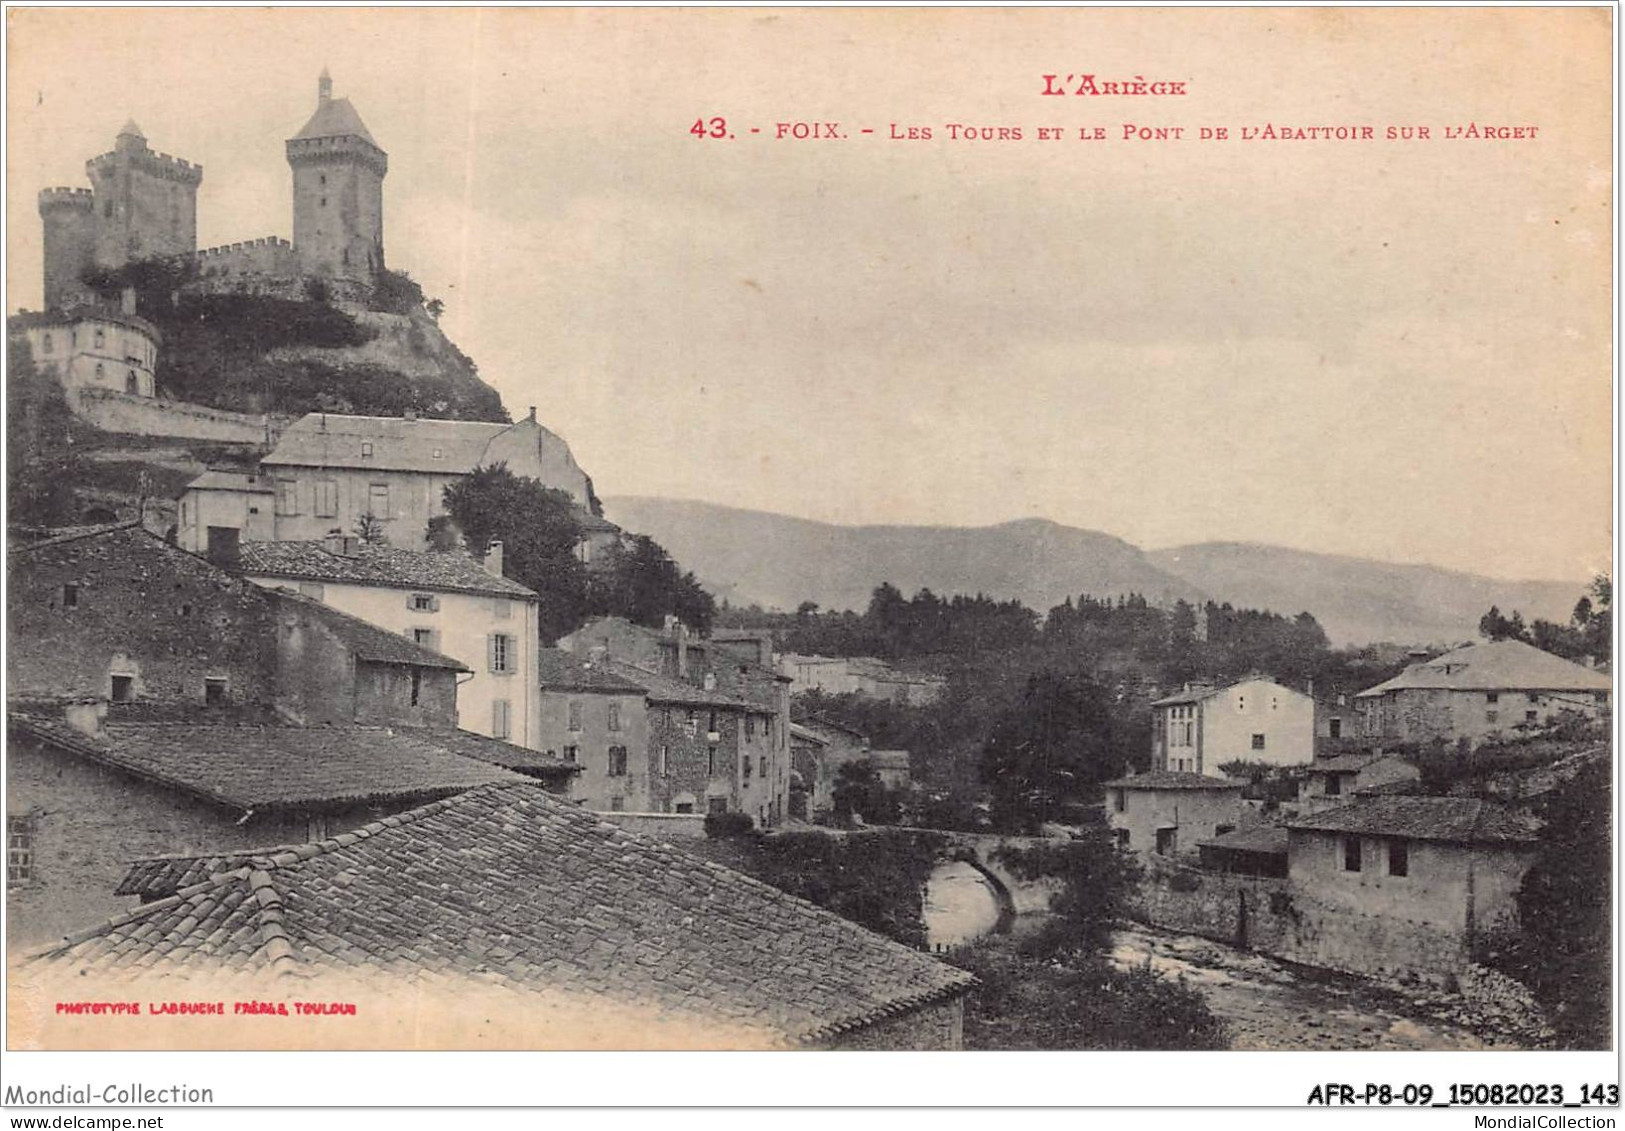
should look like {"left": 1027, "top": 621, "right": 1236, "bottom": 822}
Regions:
{"left": 904, "top": 828, "right": 1067, "bottom": 920}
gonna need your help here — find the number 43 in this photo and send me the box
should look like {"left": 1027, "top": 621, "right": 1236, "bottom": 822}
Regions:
{"left": 690, "top": 117, "right": 727, "bottom": 139}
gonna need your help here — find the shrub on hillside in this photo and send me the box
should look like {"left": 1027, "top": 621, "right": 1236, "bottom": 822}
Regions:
{"left": 703, "top": 811, "right": 757, "bottom": 839}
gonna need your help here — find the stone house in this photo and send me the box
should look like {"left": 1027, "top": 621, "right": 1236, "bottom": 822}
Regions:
{"left": 780, "top": 653, "right": 947, "bottom": 705}
{"left": 25, "top": 783, "right": 973, "bottom": 1049}
{"left": 1354, "top": 639, "right": 1612, "bottom": 748}
{"left": 1299, "top": 753, "right": 1420, "bottom": 813}
{"left": 1104, "top": 771, "right": 1248, "bottom": 860}
{"left": 9, "top": 523, "right": 282, "bottom": 712}
{"left": 1283, "top": 797, "right": 1543, "bottom": 981}
{"left": 175, "top": 470, "right": 275, "bottom": 554}
{"left": 869, "top": 750, "right": 912, "bottom": 792}
{"left": 558, "top": 616, "right": 793, "bottom": 826}
{"left": 246, "top": 409, "right": 600, "bottom": 552}
{"left": 234, "top": 536, "right": 541, "bottom": 748}
{"left": 6, "top": 707, "right": 524, "bottom": 947}
{"left": 1151, "top": 676, "right": 1316, "bottom": 775}
{"left": 791, "top": 716, "right": 872, "bottom": 818}
{"left": 604, "top": 660, "right": 784, "bottom": 825}
{"left": 535, "top": 648, "right": 652, "bottom": 813}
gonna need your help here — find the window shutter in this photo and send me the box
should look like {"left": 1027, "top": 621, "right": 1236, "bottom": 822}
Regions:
{"left": 487, "top": 634, "right": 497, "bottom": 672}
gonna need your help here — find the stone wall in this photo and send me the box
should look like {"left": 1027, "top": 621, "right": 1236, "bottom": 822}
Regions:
{"left": 824, "top": 995, "right": 965, "bottom": 1050}
{"left": 73, "top": 388, "right": 281, "bottom": 445}
{"left": 1134, "top": 856, "right": 1296, "bottom": 954}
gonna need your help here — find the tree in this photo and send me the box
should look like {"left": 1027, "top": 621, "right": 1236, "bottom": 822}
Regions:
{"left": 353, "top": 511, "right": 389, "bottom": 545}
{"left": 831, "top": 760, "right": 902, "bottom": 825}
{"left": 980, "top": 670, "right": 1130, "bottom": 833}
{"left": 1486, "top": 757, "right": 1611, "bottom": 1048}
{"left": 441, "top": 463, "right": 589, "bottom": 641}
{"left": 7, "top": 335, "right": 82, "bottom": 528}
{"left": 587, "top": 534, "right": 716, "bottom": 635}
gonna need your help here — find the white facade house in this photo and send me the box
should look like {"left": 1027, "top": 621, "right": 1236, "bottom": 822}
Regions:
{"left": 1152, "top": 676, "right": 1316, "bottom": 776}
{"left": 176, "top": 470, "right": 276, "bottom": 554}
{"left": 235, "top": 536, "right": 540, "bottom": 749}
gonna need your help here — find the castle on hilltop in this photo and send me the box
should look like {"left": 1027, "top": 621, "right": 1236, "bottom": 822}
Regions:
{"left": 38, "top": 69, "right": 388, "bottom": 311}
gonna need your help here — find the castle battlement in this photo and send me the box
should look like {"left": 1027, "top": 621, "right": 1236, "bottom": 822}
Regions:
{"left": 285, "top": 134, "right": 388, "bottom": 176}
{"left": 38, "top": 187, "right": 95, "bottom": 211}
{"left": 87, "top": 147, "right": 204, "bottom": 185}
{"left": 195, "top": 236, "right": 295, "bottom": 257}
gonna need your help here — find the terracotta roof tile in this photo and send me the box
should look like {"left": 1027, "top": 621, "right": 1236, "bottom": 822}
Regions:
{"left": 9, "top": 713, "right": 523, "bottom": 811}
{"left": 45, "top": 784, "right": 972, "bottom": 1045}
{"left": 238, "top": 540, "right": 536, "bottom": 599}
{"left": 1287, "top": 796, "right": 1543, "bottom": 844}
{"left": 1102, "top": 771, "right": 1244, "bottom": 790}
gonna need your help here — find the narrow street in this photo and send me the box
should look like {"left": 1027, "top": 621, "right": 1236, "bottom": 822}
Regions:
{"left": 1110, "top": 924, "right": 1519, "bottom": 1051}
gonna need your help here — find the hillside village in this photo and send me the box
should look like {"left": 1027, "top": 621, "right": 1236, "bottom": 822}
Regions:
{"left": 6, "top": 73, "right": 1614, "bottom": 1052}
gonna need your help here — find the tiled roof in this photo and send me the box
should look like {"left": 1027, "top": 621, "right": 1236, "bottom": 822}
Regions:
{"left": 789, "top": 723, "right": 830, "bottom": 747}
{"left": 1199, "top": 825, "right": 1289, "bottom": 855}
{"left": 1355, "top": 639, "right": 1612, "bottom": 697}
{"left": 1287, "top": 796, "right": 1543, "bottom": 844}
{"left": 42, "top": 784, "right": 973, "bottom": 1046}
{"left": 536, "top": 648, "right": 649, "bottom": 693}
{"left": 238, "top": 540, "right": 536, "bottom": 599}
{"left": 1103, "top": 771, "right": 1244, "bottom": 791}
{"left": 116, "top": 848, "right": 272, "bottom": 899}
{"left": 415, "top": 728, "right": 579, "bottom": 778}
{"left": 9, "top": 714, "right": 523, "bottom": 812}
{"left": 794, "top": 716, "right": 869, "bottom": 744}
{"left": 183, "top": 469, "right": 275, "bottom": 495}
{"left": 6, "top": 520, "right": 142, "bottom": 554}
{"left": 264, "top": 413, "right": 521, "bottom": 474}
{"left": 604, "top": 661, "right": 772, "bottom": 715}
{"left": 1309, "top": 753, "right": 1382, "bottom": 775}
{"left": 1151, "top": 684, "right": 1224, "bottom": 707}
{"left": 292, "top": 96, "right": 378, "bottom": 144}
{"left": 266, "top": 589, "right": 470, "bottom": 671}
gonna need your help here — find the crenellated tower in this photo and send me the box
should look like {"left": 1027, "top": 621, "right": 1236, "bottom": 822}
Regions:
{"left": 37, "top": 187, "right": 97, "bottom": 310}
{"left": 84, "top": 120, "right": 202, "bottom": 270}
{"left": 286, "top": 70, "right": 387, "bottom": 284}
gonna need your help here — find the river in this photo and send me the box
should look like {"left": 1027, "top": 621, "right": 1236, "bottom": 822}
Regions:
{"left": 921, "top": 860, "right": 1003, "bottom": 950}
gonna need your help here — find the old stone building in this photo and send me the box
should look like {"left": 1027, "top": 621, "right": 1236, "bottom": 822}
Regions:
{"left": 534, "top": 648, "right": 651, "bottom": 812}
{"left": 1151, "top": 676, "right": 1316, "bottom": 775}
{"left": 1104, "top": 770, "right": 1248, "bottom": 860}
{"left": 5, "top": 707, "right": 525, "bottom": 946}
{"left": 790, "top": 716, "right": 871, "bottom": 819}
{"left": 13, "top": 300, "right": 160, "bottom": 400}
{"left": 234, "top": 536, "right": 541, "bottom": 748}
{"left": 25, "top": 783, "right": 973, "bottom": 1049}
{"left": 180, "top": 409, "right": 604, "bottom": 553}
{"left": 558, "top": 616, "right": 793, "bottom": 826}
{"left": 36, "top": 74, "right": 385, "bottom": 312}
{"left": 1354, "top": 639, "right": 1612, "bottom": 747}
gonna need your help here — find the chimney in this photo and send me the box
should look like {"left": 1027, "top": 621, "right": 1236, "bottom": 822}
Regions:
{"left": 64, "top": 699, "right": 107, "bottom": 740}
{"left": 672, "top": 620, "right": 690, "bottom": 677}
{"left": 485, "top": 539, "right": 504, "bottom": 578}
{"left": 322, "top": 528, "right": 346, "bottom": 555}
{"left": 206, "top": 525, "right": 241, "bottom": 570}
{"left": 527, "top": 406, "right": 537, "bottom": 423}
{"left": 120, "top": 286, "right": 137, "bottom": 315}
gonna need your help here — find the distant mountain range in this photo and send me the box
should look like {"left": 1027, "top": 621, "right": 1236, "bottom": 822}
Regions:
{"left": 603, "top": 496, "right": 1588, "bottom": 647}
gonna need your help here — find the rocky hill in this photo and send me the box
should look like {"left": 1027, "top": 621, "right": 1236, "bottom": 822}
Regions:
{"left": 95, "top": 260, "right": 507, "bottom": 423}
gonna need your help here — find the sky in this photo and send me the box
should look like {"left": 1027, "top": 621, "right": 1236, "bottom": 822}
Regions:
{"left": 6, "top": 8, "right": 1613, "bottom": 583}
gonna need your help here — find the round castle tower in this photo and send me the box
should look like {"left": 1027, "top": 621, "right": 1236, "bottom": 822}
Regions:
{"left": 286, "top": 70, "right": 388, "bottom": 284}
{"left": 38, "top": 187, "right": 96, "bottom": 311}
